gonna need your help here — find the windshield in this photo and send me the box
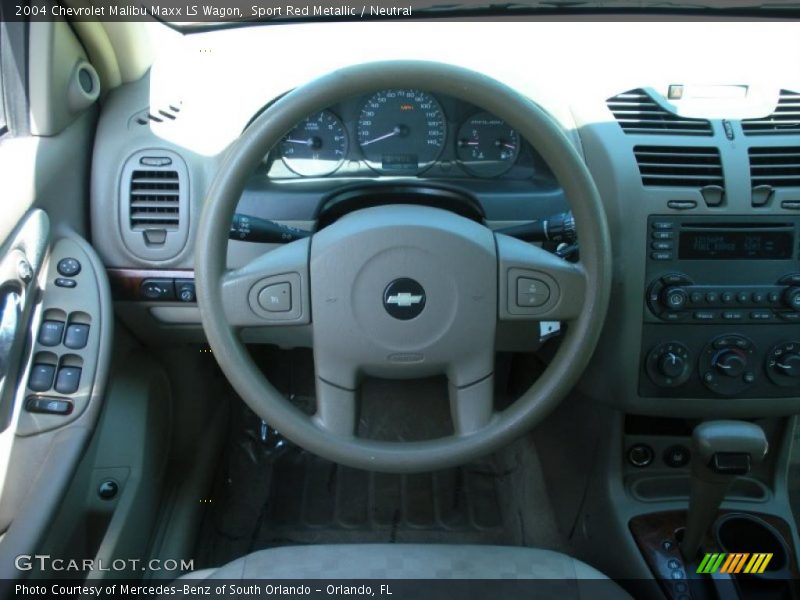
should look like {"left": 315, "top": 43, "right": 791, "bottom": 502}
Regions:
{"left": 165, "top": 0, "right": 800, "bottom": 30}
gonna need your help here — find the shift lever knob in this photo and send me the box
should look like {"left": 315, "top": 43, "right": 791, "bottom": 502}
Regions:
{"left": 680, "top": 421, "right": 768, "bottom": 561}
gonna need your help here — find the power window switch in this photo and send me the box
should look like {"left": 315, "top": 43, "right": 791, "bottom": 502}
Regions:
{"left": 38, "top": 320, "right": 65, "bottom": 347}
{"left": 29, "top": 364, "right": 56, "bottom": 392}
{"left": 64, "top": 324, "right": 90, "bottom": 349}
{"left": 26, "top": 396, "right": 73, "bottom": 415}
{"left": 54, "top": 367, "right": 81, "bottom": 394}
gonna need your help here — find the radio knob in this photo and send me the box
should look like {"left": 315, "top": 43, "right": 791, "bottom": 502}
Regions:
{"left": 661, "top": 287, "right": 689, "bottom": 311}
{"left": 775, "top": 353, "right": 800, "bottom": 378}
{"left": 712, "top": 349, "right": 747, "bottom": 378}
{"left": 658, "top": 352, "right": 686, "bottom": 379}
{"left": 784, "top": 287, "right": 800, "bottom": 311}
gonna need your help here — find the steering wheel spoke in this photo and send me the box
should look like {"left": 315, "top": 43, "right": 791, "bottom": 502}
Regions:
{"left": 449, "top": 375, "right": 495, "bottom": 435}
{"left": 220, "top": 237, "right": 311, "bottom": 327}
{"left": 496, "top": 233, "right": 587, "bottom": 322}
{"left": 314, "top": 378, "right": 358, "bottom": 436}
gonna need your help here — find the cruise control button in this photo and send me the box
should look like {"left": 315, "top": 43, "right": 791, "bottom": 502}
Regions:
{"left": 257, "top": 283, "right": 291, "bottom": 312}
{"left": 29, "top": 364, "right": 56, "bottom": 392}
{"left": 64, "top": 324, "right": 90, "bottom": 349}
{"left": 25, "top": 396, "right": 73, "bottom": 415}
{"left": 517, "top": 278, "right": 551, "bottom": 308}
{"left": 54, "top": 367, "right": 81, "bottom": 394}
{"left": 56, "top": 257, "right": 81, "bottom": 277}
{"left": 38, "top": 320, "right": 64, "bottom": 347}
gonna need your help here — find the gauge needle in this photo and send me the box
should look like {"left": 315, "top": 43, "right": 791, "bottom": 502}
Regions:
{"left": 285, "top": 138, "right": 313, "bottom": 146}
{"left": 360, "top": 127, "right": 402, "bottom": 147}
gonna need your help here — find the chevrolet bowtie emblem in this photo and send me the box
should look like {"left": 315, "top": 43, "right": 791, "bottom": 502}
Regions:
{"left": 383, "top": 278, "right": 426, "bottom": 320}
{"left": 386, "top": 293, "right": 424, "bottom": 307}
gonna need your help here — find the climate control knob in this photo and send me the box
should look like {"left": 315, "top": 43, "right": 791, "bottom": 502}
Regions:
{"left": 766, "top": 342, "right": 800, "bottom": 387}
{"left": 712, "top": 349, "right": 747, "bottom": 378}
{"left": 699, "top": 335, "right": 757, "bottom": 396}
{"left": 661, "top": 287, "right": 689, "bottom": 311}
{"left": 646, "top": 342, "right": 691, "bottom": 387}
{"left": 658, "top": 352, "right": 686, "bottom": 379}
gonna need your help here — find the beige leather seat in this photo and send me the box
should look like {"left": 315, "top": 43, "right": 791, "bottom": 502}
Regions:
{"left": 184, "top": 544, "right": 631, "bottom": 598}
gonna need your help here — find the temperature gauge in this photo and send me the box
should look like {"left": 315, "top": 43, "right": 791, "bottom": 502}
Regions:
{"left": 456, "top": 112, "right": 520, "bottom": 177}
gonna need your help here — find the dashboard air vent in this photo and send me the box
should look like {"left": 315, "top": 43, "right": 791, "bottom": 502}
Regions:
{"left": 749, "top": 147, "right": 800, "bottom": 187}
{"left": 633, "top": 146, "right": 723, "bottom": 187}
{"left": 607, "top": 89, "right": 713, "bottom": 136}
{"left": 742, "top": 90, "right": 800, "bottom": 136}
{"left": 119, "top": 150, "right": 189, "bottom": 261}
{"left": 129, "top": 170, "right": 181, "bottom": 230}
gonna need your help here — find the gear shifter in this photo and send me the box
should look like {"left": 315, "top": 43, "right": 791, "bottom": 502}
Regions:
{"left": 680, "top": 421, "right": 768, "bottom": 561}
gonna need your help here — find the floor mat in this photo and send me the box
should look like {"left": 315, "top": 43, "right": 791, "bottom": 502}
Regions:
{"left": 194, "top": 411, "right": 524, "bottom": 569}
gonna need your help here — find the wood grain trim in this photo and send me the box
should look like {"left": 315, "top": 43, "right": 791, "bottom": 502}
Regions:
{"left": 107, "top": 268, "right": 194, "bottom": 301}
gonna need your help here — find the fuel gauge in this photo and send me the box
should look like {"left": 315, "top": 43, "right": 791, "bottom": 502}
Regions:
{"left": 456, "top": 112, "right": 520, "bottom": 178}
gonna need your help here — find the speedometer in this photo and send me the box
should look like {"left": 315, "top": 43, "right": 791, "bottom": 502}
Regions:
{"left": 357, "top": 90, "right": 446, "bottom": 175}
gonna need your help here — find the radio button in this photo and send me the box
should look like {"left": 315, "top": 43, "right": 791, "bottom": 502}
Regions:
{"left": 768, "top": 291, "right": 781, "bottom": 303}
{"left": 721, "top": 292, "right": 734, "bottom": 304}
{"left": 750, "top": 310, "right": 773, "bottom": 320}
{"left": 652, "top": 231, "right": 674, "bottom": 240}
{"left": 663, "top": 312, "right": 689, "bottom": 321}
{"left": 662, "top": 287, "right": 689, "bottom": 310}
{"left": 722, "top": 311, "right": 744, "bottom": 320}
{"left": 652, "top": 241, "right": 673, "bottom": 251}
{"left": 690, "top": 291, "right": 704, "bottom": 304}
{"left": 693, "top": 311, "right": 716, "bottom": 321}
{"left": 751, "top": 291, "right": 766, "bottom": 304}
{"left": 737, "top": 292, "right": 750, "bottom": 303}
{"left": 779, "top": 274, "right": 800, "bottom": 285}
{"left": 778, "top": 312, "right": 800, "bottom": 322}
{"left": 705, "top": 291, "right": 719, "bottom": 304}
{"left": 651, "top": 252, "right": 672, "bottom": 261}
{"left": 661, "top": 273, "right": 692, "bottom": 285}
{"left": 652, "top": 222, "right": 674, "bottom": 230}
{"left": 784, "top": 287, "right": 800, "bottom": 311}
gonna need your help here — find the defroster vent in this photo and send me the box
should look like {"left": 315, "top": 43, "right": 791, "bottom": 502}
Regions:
{"left": 607, "top": 89, "right": 713, "bottom": 136}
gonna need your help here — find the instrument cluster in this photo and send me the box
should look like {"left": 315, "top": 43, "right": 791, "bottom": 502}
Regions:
{"left": 266, "top": 89, "right": 539, "bottom": 180}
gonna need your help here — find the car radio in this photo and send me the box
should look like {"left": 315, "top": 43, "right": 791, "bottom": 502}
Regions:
{"left": 640, "top": 215, "right": 800, "bottom": 398}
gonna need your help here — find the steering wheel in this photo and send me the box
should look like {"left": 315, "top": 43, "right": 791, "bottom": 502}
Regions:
{"left": 195, "top": 61, "right": 611, "bottom": 473}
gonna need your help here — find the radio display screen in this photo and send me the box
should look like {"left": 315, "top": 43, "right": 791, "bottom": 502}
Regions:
{"left": 679, "top": 230, "right": 794, "bottom": 260}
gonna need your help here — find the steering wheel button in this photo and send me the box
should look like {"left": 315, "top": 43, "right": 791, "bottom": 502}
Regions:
{"left": 258, "top": 283, "right": 292, "bottom": 312}
{"left": 516, "top": 277, "right": 550, "bottom": 307}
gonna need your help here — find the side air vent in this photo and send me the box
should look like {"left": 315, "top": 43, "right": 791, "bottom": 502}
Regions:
{"left": 132, "top": 102, "right": 182, "bottom": 126}
{"left": 119, "top": 150, "right": 189, "bottom": 261}
{"left": 607, "top": 89, "right": 713, "bottom": 136}
{"left": 129, "top": 170, "right": 180, "bottom": 230}
{"left": 742, "top": 90, "right": 800, "bottom": 136}
{"left": 634, "top": 146, "right": 724, "bottom": 187}
{"left": 749, "top": 147, "right": 800, "bottom": 188}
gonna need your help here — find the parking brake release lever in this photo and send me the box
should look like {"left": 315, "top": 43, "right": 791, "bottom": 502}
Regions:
{"left": 680, "top": 421, "right": 768, "bottom": 561}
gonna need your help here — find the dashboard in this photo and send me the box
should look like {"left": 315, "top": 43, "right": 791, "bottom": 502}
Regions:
{"left": 88, "top": 20, "right": 800, "bottom": 420}
{"left": 264, "top": 89, "right": 543, "bottom": 181}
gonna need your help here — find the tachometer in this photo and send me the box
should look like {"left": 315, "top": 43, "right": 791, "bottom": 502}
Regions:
{"left": 456, "top": 112, "right": 520, "bottom": 177}
{"left": 357, "top": 90, "right": 446, "bottom": 175}
{"left": 280, "top": 110, "right": 348, "bottom": 177}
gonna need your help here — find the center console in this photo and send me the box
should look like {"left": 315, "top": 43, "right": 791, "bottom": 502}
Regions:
{"left": 641, "top": 215, "right": 800, "bottom": 399}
